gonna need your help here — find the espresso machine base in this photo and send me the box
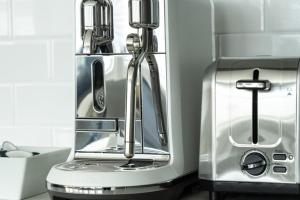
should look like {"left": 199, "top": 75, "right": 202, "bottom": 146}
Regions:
{"left": 48, "top": 173, "right": 198, "bottom": 200}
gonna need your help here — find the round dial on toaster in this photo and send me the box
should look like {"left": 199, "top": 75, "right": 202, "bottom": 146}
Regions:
{"left": 241, "top": 151, "right": 267, "bottom": 176}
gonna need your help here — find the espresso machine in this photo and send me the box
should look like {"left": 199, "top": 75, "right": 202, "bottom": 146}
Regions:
{"left": 199, "top": 58, "right": 300, "bottom": 199}
{"left": 47, "top": 0, "right": 213, "bottom": 199}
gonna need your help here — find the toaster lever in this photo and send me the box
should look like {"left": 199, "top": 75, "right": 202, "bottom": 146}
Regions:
{"left": 236, "top": 80, "right": 271, "bottom": 91}
{"left": 242, "top": 160, "right": 266, "bottom": 170}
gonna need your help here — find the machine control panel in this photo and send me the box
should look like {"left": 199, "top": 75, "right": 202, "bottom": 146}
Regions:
{"left": 273, "top": 166, "right": 287, "bottom": 174}
{"left": 273, "top": 153, "right": 287, "bottom": 161}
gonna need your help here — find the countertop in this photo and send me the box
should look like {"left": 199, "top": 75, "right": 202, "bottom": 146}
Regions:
{"left": 26, "top": 191, "right": 209, "bottom": 200}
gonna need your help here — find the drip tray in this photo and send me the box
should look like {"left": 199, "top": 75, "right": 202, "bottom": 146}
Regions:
{"left": 56, "top": 159, "right": 168, "bottom": 172}
{"left": 119, "top": 160, "right": 154, "bottom": 170}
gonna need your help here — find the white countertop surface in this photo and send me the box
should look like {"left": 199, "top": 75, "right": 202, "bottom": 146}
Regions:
{"left": 26, "top": 191, "right": 209, "bottom": 200}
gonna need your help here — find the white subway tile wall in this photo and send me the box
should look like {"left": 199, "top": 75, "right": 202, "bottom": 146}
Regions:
{"left": 12, "top": 0, "right": 74, "bottom": 36}
{"left": 0, "top": 0, "right": 299, "bottom": 147}
{"left": 0, "top": 0, "right": 74, "bottom": 147}
{"left": 215, "top": 0, "right": 300, "bottom": 57}
{"left": 214, "top": 0, "right": 264, "bottom": 34}
{"left": 0, "top": 85, "right": 14, "bottom": 126}
{"left": 219, "top": 33, "right": 272, "bottom": 57}
{"left": 265, "top": 0, "right": 300, "bottom": 32}
{"left": 0, "top": 0, "right": 10, "bottom": 36}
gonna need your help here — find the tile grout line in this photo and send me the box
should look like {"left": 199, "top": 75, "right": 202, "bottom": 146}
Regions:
{"left": 217, "top": 34, "right": 222, "bottom": 58}
{"left": 51, "top": 127, "right": 55, "bottom": 147}
{"left": 8, "top": 0, "right": 13, "bottom": 37}
{"left": 261, "top": 0, "right": 266, "bottom": 32}
{"left": 47, "top": 40, "right": 54, "bottom": 81}
{"left": 12, "top": 83, "right": 16, "bottom": 127}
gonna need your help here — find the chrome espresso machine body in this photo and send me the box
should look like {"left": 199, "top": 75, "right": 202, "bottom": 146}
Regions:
{"left": 199, "top": 58, "right": 300, "bottom": 199}
{"left": 47, "top": 0, "right": 213, "bottom": 199}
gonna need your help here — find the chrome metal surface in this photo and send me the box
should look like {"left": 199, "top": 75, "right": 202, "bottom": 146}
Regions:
{"left": 47, "top": 182, "right": 167, "bottom": 195}
{"left": 146, "top": 54, "right": 167, "bottom": 146}
{"left": 76, "top": 0, "right": 166, "bottom": 54}
{"left": 129, "top": 0, "right": 160, "bottom": 29}
{"left": 76, "top": 119, "right": 117, "bottom": 132}
{"left": 236, "top": 80, "right": 271, "bottom": 91}
{"left": 199, "top": 58, "right": 299, "bottom": 184}
{"left": 75, "top": 54, "right": 168, "bottom": 155}
{"left": 55, "top": 160, "right": 168, "bottom": 172}
{"left": 76, "top": 0, "right": 168, "bottom": 159}
{"left": 76, "top": 55, "right": 129, "bottom": 119}
{"left": 75, "top": 152, "right": 170, "bottom": 161}
{"left": 82, "top": 29, "right": 95, "bottom": 54}
{"left": 47, "top": 183, "right": 165, "bottom": 195}
{"left": 124, "top": 0, "right": 166, "bottom": 158}
{"left": 126, "top": 33, "right": 142, "bottom": 53}
{"left": 75, "top": 120, "right": 143, "bottom": 154}
{"left": 81, "top": 0, "right": 114, "bottom": 54}
{"left": 124, "top": 29, "right": 147, "bottom": 158}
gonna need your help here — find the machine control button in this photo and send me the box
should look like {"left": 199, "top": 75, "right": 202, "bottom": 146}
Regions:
{"left": 241, "top": 151, "right": 267, "bottom": 176}
{"left": 273, "top": 153, "right": 287, "bottom": 161}
{"left": 273, "top": 166, "right": 287, "bottom": 173}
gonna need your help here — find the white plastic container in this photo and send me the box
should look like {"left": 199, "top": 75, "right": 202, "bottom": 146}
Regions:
{"left": 0, "top": 146, "right": 71, "bottom": 200}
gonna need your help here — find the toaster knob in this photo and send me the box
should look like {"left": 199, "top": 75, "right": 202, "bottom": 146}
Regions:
{"left": 241, "top": 151, "right": 267, "bottom": 176}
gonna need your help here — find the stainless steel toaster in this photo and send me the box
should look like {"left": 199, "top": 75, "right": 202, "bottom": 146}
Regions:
{"left": 199, "top": 58, "right": 300, "bottom": 199}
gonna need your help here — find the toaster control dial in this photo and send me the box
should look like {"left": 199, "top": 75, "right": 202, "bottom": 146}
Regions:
{"left": 242, "top": 151, "right": 267, "bottom": 176}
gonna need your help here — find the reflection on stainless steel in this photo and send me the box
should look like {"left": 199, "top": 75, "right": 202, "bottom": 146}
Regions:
{"left": 199, "top": 58, "right": 299, "bottom": 185}
{"left": 76, "top": 0, "right": 166, "bottom": 54}
{"left": 75, "top": 0, "right": 168, "bottom": 161}
{"left": 75, "top": 152, "right": 170, "bottom": 161}
{"left": 124, "top": 31, "right": 147, "bottom": 158}
{"left": 91, "top": 60, "right": 106, "bottom": 112}
{"left": 76, "top": 119, "right": 117, "bottom": 132}
{"left": 129, "top": 0, "right": 160, "bottom": 29}
{"left": 76, "top": 56, "right": 129, "bottom": 119}
{"left": 56, "top": 160, "right": 168, "bottom": 172}
{"left": 47, "top": 181, "right": 169, "bottom": 196}
{"left": 124, "top": 0, "right": 166, "bottom": 158}
{"left": 75, "top": 54, "right": 168, "bottom": 157}
{"left": 75, "top": 120, "right": 143, "bottom": 154}
{"left": 146, "top": 54, "right": 167, "bottom": 145}
{"left": 236, "top": 80, "right": 271, "bottom": 91}
{"left": 81, "top": 0, "right": 114, "bottom": 54}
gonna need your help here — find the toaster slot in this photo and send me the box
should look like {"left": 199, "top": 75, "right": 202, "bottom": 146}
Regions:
{"left": 252, "top": 69, "right": 259, "bottom": 144}
{"left": 236, "top": 69, "right": 271, "bottom": 144}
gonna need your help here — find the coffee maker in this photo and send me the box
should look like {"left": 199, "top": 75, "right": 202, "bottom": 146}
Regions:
{"left": 47, "top": 0, "right": 214, "bottom": 199}
{"left": 199, "top": 58, "right": 300, "bottom": 199}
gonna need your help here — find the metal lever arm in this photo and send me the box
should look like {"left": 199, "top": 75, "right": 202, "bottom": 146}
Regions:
{"left": 236, "top": 80, "right": 271, "bottom": 91}
{"left": 82, "top": 30, "right": 95, "bottom": 54}
{"left": 146, "top": 54, "right": 167, "bottom": 145}
{"left": 124, "top": 31, "right": 148, "bottom": 159}
{"left": 124, "top": 53, "right": 146, "bottom": 158}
